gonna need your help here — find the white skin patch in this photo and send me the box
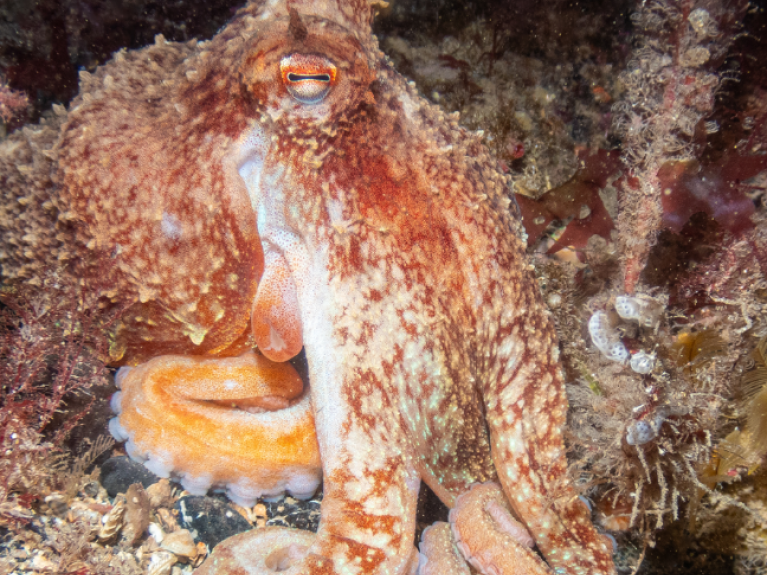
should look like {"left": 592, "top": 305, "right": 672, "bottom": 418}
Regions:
{"left": 234, "top": 123, "right": 271, "bottom": 210}
{"left": 269, "top": 323, "right": 287, "bottom": 352}
{"left": 160, "top": 211, "right": 182, "bottom": 240}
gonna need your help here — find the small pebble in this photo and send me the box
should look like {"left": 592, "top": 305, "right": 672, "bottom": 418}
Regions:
{"left": 100, "top": 457, "right": 159, "bottom": 497}
{"left": 264, "top": 496, "right": 321, "bottom": 532}
{"left": 174, "top": 496, "right": 251, "bottom": 549}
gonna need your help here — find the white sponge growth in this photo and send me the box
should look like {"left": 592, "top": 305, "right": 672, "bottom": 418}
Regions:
{"left": 630, "top": 351, "right": 655, "bottom": 374}
{"left": 588, "top": 311, "right": 629, "bottom": 362}
{"left": 615, "top": 295, "right": 663, "bottom": 328}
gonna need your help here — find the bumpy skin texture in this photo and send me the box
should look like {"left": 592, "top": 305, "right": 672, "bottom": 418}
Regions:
{"left": 57, "top": 36, "right": 261, "bottom": 362}
{"left": 448, "top": 482, "right": 547, "bottom": 574}
{"left": 0, "top": 110, "right": 74, "bottom": 287}
{"left": 51, "top": 1, "right": 615, "bottom": 574}
{"left": 418, "top": 523, "right": 471, "bottom": 575}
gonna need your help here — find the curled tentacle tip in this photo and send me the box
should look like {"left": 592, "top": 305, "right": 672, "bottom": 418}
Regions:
{"left": 113, "top": 351, "right": 321, "bottom": 505}
{"left": 194, "top": 527, "right": 314, "bottom": 575}
{"left": 450, "top": 482, "right": 550, "bottom": 575}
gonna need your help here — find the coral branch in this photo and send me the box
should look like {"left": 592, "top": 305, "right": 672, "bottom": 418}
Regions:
{"left": 613, "top": 0, "right": 748, "bottom": 294}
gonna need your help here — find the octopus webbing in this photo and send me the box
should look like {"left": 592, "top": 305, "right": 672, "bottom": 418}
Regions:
{"left": 53, "top": 0, "right": 617, "bottom": 573}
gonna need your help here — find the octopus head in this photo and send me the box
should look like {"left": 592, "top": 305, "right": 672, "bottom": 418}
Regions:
{"left": 238, "top": 6, "right": 375, "bottom": 133}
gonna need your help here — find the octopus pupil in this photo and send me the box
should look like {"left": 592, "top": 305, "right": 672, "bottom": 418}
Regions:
{"left": 288, "top": 73, "right": 331, "bottom": 83}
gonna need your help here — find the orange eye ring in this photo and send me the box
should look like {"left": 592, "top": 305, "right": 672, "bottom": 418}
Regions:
{"left": 280, "top": 54, "right": 337, "bottom": 104}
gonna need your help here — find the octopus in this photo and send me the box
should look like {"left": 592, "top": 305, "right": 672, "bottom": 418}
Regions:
{"left": 41, "top": 0, "right": 618, "bottom": 573}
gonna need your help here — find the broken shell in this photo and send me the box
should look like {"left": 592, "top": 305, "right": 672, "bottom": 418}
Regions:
{"left": 193, "top": 542, "right": 208, "bottom": 567}
{"left": 146, "top": 478, "right": 174, "bottom": 509}
{"left": 66, "top": 502, "right": 102, "bottom": 536}
{"left": 161, "top": 529, "right": 198, "bottom": 561}
{"left": 98, "top": 495, "right": 126, "bottom": 541}
{"left": 149, "top": 522, "right": 165, "bottom": 543}
{"left": 147, "top": 551, "right": 177, "bottom": 575}
{"left": 156, "top": 507, "right": 181, "bottom": 533}
{"left": 124, "top": 483, "right": 151, "bottom": 546}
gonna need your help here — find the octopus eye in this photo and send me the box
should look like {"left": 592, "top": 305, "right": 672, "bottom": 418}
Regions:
{"left": 280, "top": 54, "right": 337, "bottom": 104}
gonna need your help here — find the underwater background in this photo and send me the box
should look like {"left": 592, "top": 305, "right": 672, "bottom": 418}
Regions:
{"left": 1, "top": 0, "right": 767, "bottom": 573}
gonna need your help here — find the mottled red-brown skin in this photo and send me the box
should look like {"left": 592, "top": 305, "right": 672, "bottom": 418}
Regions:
{"left": 54, "top": 1, "right": 616, "bottom": 574}
{"left": 56, "top": 24, "right": 275, "bottom": 362}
